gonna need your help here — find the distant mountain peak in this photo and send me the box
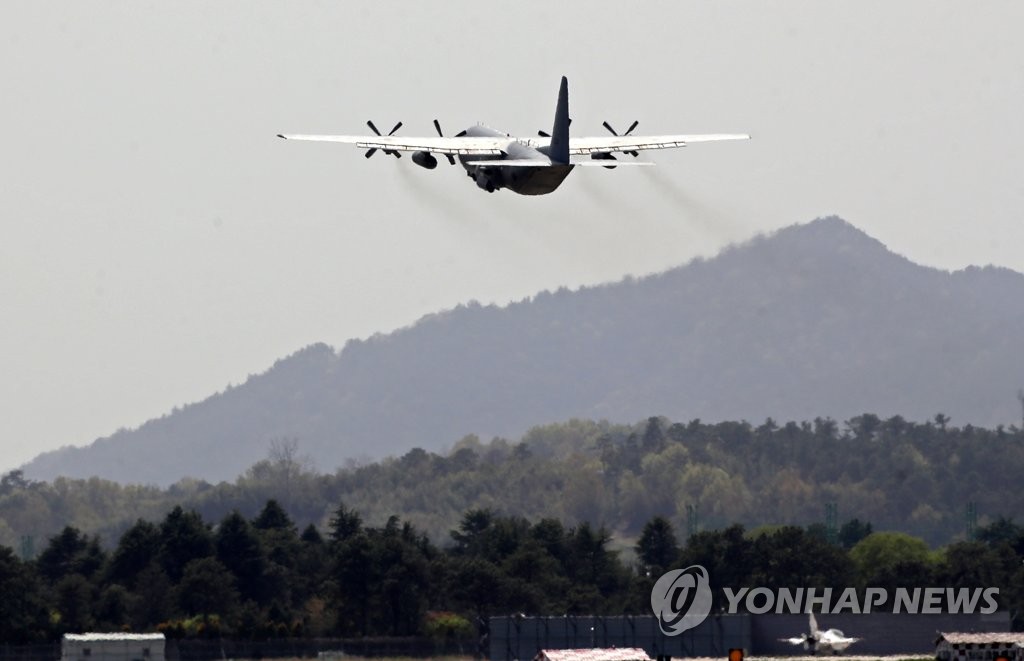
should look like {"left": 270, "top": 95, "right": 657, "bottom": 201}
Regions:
{"left": 755, "top": 216, "right": 888, "bottom": 254}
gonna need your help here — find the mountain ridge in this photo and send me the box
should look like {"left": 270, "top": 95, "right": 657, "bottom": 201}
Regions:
{"left": 23, "top": 216, "right": 1024, "bottom": 485}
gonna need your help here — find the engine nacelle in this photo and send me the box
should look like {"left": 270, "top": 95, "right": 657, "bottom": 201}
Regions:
{"left": 475, "top": 171, "right": 496, "bottom": 192}
{"left": 592, "top": 152, "right": 617, "bottom": 169}
{"left": 412, "top": 151, "right": 438, "bottom": 170}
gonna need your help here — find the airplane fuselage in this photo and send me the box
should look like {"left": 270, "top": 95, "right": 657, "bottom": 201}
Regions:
{"left": 458, "top": 125, "right": 574, "bottom": 195}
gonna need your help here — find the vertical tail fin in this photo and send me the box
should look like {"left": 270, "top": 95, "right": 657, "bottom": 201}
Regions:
{"left": 548, "top": 76, "right": 570, "bottom": 165}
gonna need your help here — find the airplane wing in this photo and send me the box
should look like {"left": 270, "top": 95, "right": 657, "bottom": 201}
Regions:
{"left": 563, "top": 134, "right": 750, "bottom": 155}
{"left": 276, "top": 134, "right": 509, "bottom": 155}
{"left": 467, "top": 158, "right": 654, "bottom": 167}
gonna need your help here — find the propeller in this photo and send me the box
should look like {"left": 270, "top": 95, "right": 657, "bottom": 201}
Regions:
{"left": 602, "top": 120, "right": 640, "bottom": 157}
{"left": 433, "top": 120, "right": 458, "bottom": 165}
{"left": 537, "top": 118, "right": 571, "bottom": 138}
{"left": 365, "top": 120, "right": 403, "bottom": 159}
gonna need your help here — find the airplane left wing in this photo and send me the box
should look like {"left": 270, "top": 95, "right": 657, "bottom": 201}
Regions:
{"left": 566, "top": 134, "right": 750, "bottom": 155}
{"left": 276, "top": 134, "right": 509, "bottom": 155}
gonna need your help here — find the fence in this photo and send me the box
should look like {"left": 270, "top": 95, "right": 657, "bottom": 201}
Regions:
{"left": 0, "top": 637, "right": 473, "bottom": 661}
{"left": 0, "top": 644, "right": 60, "bottom": 661}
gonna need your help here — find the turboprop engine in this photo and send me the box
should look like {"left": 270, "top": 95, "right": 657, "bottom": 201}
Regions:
{"left": 412, "top": 151, "right": 438, "bottom": 169}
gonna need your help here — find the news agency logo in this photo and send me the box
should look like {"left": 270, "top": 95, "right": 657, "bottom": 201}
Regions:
{"left": 650, "top": 564, "right": 1000, "bottom": 634}
{"left": 650, "top": 565, "right": 713, "bottom": 636}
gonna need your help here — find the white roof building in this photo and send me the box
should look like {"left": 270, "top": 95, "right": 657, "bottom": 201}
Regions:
{"left": 935, "top": 633, "right": 1024, "bottom": 661}
{"left": 61, "top": 633, "right": 166, "bottom": 661}
{"left": 534, "top": 649, "right": 653, "bottom": 661}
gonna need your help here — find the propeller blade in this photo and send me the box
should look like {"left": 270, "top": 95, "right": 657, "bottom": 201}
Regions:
{"left": 433, "top": 120, "right": 457, "bottom": 164}
{"left": 626, "top": 120, "right": 639, "bottom": 135}
{"left": 367, "top": 121, "right": 402, "bottom": 157}
{"left": 455, "top": 130, "right": 467, "bottom": 137}
{"left": 538, "top": 130, "right": 550, "bottom": 138}
{"left": 602, "top": 121, "right": 618, "bottom": 136}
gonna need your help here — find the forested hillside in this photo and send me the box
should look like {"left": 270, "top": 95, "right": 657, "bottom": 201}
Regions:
{"left": 3, "top": 415, "right": 1023, "bottom": 550}
{"left": 22, "top": 217, "right": 1024, "bottom": 485}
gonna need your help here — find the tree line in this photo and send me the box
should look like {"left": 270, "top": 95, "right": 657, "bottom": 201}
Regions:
{"left": 3, "top": 414, "right": 1023, "bottom": 551}
{"left": 2, "top": 500, "right": 1024, "bottom": 643}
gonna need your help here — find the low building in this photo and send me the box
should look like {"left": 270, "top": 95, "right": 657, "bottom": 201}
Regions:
{"left": 534, "top": 649, "right": 653, "bottom": 661}
{"left": 935, "top": 633, "right": 1024, "bottom": 661}
{"left": 61, "top": 633, "right": 166, "bottom": 661}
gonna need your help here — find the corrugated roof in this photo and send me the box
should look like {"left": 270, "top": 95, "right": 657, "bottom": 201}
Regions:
{"left": 63, "top": 634, "right": 165, "bottom": 642}
{"left": 536, "top": 649, "right": 653, "bottom": 661}
{"left": 939, "top": 633, "right": 1024, "bottom": 646}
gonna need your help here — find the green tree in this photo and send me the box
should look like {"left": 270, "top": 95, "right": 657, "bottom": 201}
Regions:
{"left": 175, "top": 557, "right": 239, "bottom": 618}
{"left": 940, "top": 541, "right": 1019, "bottom": 592}
{"left": 376, "top": 520, "right": 432, "bottom": 635}
{"left": 332, "top": 532, "right": 375, "bottom": 635}
{"left": 36, "top": 526, "right": 105, "bottom": 582}
{"left": 838, "top": 518, "right": 873, "bottom": 550}
{"left": 0, "top": 546, "right": 48, "bottom": 642}
{"left": 849, "top": 531, "right": 934, "bottom": 589}
{"left": 253, "top": 499, "right": 296, "bottom": 533}
{"left": 635, "top": 516, "right": 680, "bottom": 573}
{"left": 448, "top": 557, "right": 508, "bottom": 618}
{"left": 95, "top": 584, "right": 132, "bottom": 630}
{"left": 975, "top": 517, "right": 1024, "bottom": 554}
{"left": 678, "top": 525, "right": 754, "bottom": 610}
{"left": 328, "top": 503, "right": 363, "bottom": 543}
{"left": 0, "top": 470, "right": 31, "bottom": 496}
{"left": 750, "top": 526, "right": 853, "bottom": 589}
{"left": 564, "top": 522, "right": 626, "bottom": 611}
{"left": 450, "top": 509, "right": 495, "bottom": 557}
{"left": 54, "top": 573, "right": 96, "bottom": 632}
{"left": 158, "top": 507, "right": 213, "bottom": 582}
{"left": 108, "top": 519, "right": 161, "bottom": 587}
{"left": 130, "top": 562, "right": 173, "bottom": 629}
{"left": 215, "top": 511, "right": 266, "bottom": 603}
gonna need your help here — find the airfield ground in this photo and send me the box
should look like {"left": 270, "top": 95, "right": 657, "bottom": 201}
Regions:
{"left": 305, "top": 656, "right": 932, "bottom": 661}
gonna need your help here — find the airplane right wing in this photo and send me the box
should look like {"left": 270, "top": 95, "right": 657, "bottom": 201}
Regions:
{"left": 466, "top": 158, "right": 654, "bottom": 167}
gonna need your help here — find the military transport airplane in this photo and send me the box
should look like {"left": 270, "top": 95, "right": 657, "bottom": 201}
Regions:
{"left": 277, "top": 76, "right": 749, "bottom": 196}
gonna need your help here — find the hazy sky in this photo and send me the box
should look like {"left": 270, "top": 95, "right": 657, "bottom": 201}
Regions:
{"left": 2, "top": 1, "right": 1022, "bottom": 472}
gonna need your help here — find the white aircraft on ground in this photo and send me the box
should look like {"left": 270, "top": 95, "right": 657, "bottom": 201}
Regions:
{"left": 780, "top": 613, "right": 862, "bottom": 655}
{"left": 277, "top": 76, "right": 749, "bottom": 195}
